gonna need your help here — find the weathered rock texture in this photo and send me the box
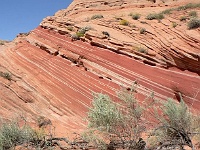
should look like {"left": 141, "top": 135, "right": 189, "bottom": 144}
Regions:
{"left": 0, "top": 0, "right": 200, "bottom": 135}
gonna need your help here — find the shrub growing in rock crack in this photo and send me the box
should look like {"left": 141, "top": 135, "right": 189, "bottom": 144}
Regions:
{"left": 146, "top": 13, "right": 164, "bottom": 20}
{"left": 0, "top": 71, "right": 12, "bottom": 80}
{"left": 71, "top": 26, "right": 91, "bottom": 40}
{"left": 119, "top": 19, "right": 129, "bottom": 26}
{"left": 189, "top": 11, "right": 198, "bottom": 18}
{"left": 91, "top": 14, "right": 104, "bottom": 20}
{"left": 188, "top": 18, "right": 200, "bottom": 29}
{"left": 131, "top": 13, "right": 141, "bottom": 20}
{"left": 140, "top": 28, "right": 146, "bottom": 34}
{"left": 172, "top": 22, "right": 177, "bottom": 28}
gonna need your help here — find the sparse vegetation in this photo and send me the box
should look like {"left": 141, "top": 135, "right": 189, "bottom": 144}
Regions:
{"left": 119, "top": 19, "right": 129, "bottom": 26}
{"left": 91, "top": 14, "right": 104, "bottom": 20}
{"left": 189, "top": 11, "right": 198, "bottom": 18}
{"left": 0, "top": 40, "right": 10, "bottom": 45}
{"left": 130, "top": 13, "right": 141, "bottom": 20}
{"left": 140, "top": 28, "right": 146, "bottom": 34}
{"left": 188, "top": 18, "right": 200, "bottom": 29}
{"left": 72, "top": 26, "right": 91, "bottom": 40}
{"left": 85, "top": 83, "right": 200, "bottom": 149}
{"left": 146, "top": 13, "right": 164, "bottom": 20}
{"left": 0, "top": 120, "right": 45, "bottom": 149}
{"left": 161, "top": 8, "right": 174, "bottom": 15}
{"left": 150, "top": 96, "right": 200, "bottom": 149}
{"left": 86, "top": 86, "right": 148, "bottom": 149}
{"left": 177, "top": 3, "right": 200, "bottom": 11}
{"left": 67, "top": 26, "right": 73, "bottom": 31}
{"left": 157, "top": 3, "right": 200, "bottom": 18}
{"left": 0, "top": 42, "right": 5, "bottom": 45}
{"left": 180, "top": 16, "right": 187, "bottom": 21}
{"left": 138, "top": 47, "right": 148, "bottom": 54}
{"left": 172, "top": 22, "right": 177, "bottom": 28}
{"left": 0, "top": 71, "right": 12, "bottom": 80}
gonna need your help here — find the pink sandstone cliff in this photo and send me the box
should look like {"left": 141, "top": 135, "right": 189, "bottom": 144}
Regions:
{"left": 0, "top": 0, "right": 199, "bottom": 135}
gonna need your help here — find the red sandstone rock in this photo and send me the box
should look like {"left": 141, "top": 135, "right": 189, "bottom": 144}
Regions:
{"left": 0, "top": 0, "right": 199, "bottom": 136}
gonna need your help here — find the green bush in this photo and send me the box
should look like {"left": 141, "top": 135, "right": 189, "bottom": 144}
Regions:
{"left": 136, "top": 47, "right": 148, "bottom": 54}
{"left": 91, "top": 14, "right": 104, "bottom": 20}
{"left": 172, "top": 22, "right": 177, "bottom": 28}
{"left": 132, "top": 13, "right": 141, "bottom": 20}
{"left": 67, "top": 26, "right": 73, "bottom": 31}
{"left": 87, "top": 86, "right": 147, "bottom": 149}
{"left": 161, "top": 8, "right": 174, "bottom": 15}
{"left": 177, "top": 3, "right": 200, "bottom": 11}
{"left": 72, "top": 26, "right": 91, "bottom": 40}
{"left": 86, "top": 85, "right": 200, "bottom": 149}
{"left": 189, "top": 11, "right": 198, "bottom": 17}
{"left": 146, "top": 13, "right": 164, "bottom": 20}
{"left": 151, "top": 96, "right": 199, "bottom": 149}
{"left": 0, "top": 121, "right": 40, "bottom": 149}
{"left": 87, "top": 93, "right": 122, "bottom": 131}
{"left": 119, "top": 19, "right": 129, "bottom": 26}
{"left": 188, "top": 18, "right": 200, "bottom": 29}
{"left": 0, "top": 71, "right": 12, "bottom": 80}
{"left": 140, "top": 28, "right": 146, "bottom": 34}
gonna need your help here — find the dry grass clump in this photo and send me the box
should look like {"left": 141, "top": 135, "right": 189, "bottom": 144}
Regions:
{"left": 119, "top": 19, "right": 129, "bottom": 26}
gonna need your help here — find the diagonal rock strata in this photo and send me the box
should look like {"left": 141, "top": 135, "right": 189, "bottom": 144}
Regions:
{"left": 0, "top": 0, "right": 200, "bottom": 135}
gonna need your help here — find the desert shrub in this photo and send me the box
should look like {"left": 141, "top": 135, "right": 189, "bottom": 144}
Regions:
{"left": 192, "top": 115, "right": 200, "bottom": 146}
{"left": 172, "top": 22, "right": 177, "bottom": 28}
{"left": 146, "top": 13, "right": 164, "bottom": 20}
{"left": 82, "top": 130, "right": 107, "bottom": 150}
{"left": 0, "top": 71, "right": 12, "bottom": 80}
{"left": 132, "top": 13, "right": 141, "bottom": 20}
{"left": 161, "top": 8, "right": 174, "bottom": 15}
{"left": 67, "top": 26, "right": 73, "bottom": 31}
{"left": 72, "top": 26, "right": 91, "bottom": 40}
{"left": 71, "top": 34, "right": 80, "bottom": 40}
{"left": 189, "top": 11, "right": 198, "bottom": 17}
{"left": 180, "top": 16, "right": 187, "bottom": 21}
{"left": 187, "top": 18, "right": 200, "bottom": 29}
{"left": 140, "top": 28, "right": 146, "bottom": 34}
{"left": 0, "top": 41, "right": 5, "bottom": 45}
{"left": 86, "top": 85, "right": 200, "bottom": 149}
{"left": 76, "top": 31, "right": 85, "bottom": 38}
{"left": 137, "top": 47, "right": 148, "bottom": 54}
{"left": 87, "top": 93, "right": 122, "bottom": 131}
{"left": 119, "top": 19, "right": 129, "bottom": 26}
{"left": 102, "top": 31, "right": 110, "bottom": 37}
{"left": 87, "top": 86, "right": 147, "bottom": 149}
{"left": 177, "top": 3, "right": 200, "bottom": 11}
{"left": 91, "top": 14, "right": 104, "bottom": 20}
{"left": 150, "top": 96, "right": 198, "bottom": 149}
{"left": 0, "top": 121, "right": 41, "bottom": 149}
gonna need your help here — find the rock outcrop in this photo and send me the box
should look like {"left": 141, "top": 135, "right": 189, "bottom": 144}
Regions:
{"left": 0, "top": 0, "right": 199, "bottom": 135}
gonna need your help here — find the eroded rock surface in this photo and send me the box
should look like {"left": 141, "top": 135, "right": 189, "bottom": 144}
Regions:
{"left": 0, "top": 0, "right": 199, "bottom": 135}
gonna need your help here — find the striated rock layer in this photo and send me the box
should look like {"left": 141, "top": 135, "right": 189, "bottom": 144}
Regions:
{"left": 0, "top": 0, "right": 200, "bottom": 134}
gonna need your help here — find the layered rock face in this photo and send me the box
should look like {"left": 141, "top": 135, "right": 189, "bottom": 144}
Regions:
{"left": 0, "top": 0, "right": 199, "bottom": 134}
